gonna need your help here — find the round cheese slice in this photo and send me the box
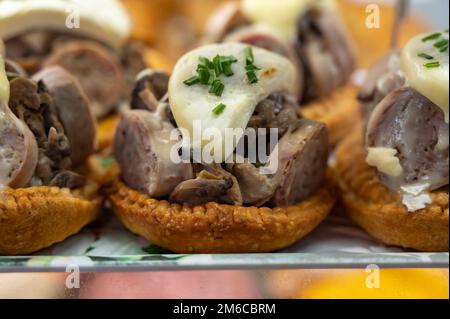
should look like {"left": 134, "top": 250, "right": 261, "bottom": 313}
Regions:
{"left": 241, "top": 0, "right": 335, "bottom": 40}
{"left": 401, "top": 32, "right": 449, "bottom": 123}
{"left": 0, "top": 0, "right": 131, "bottom": 50}
{"left": 0, "top": 56, "right": 9, "bottom": 102}
{"left": 169, "top": 42, "right": 298, "bottom": 161}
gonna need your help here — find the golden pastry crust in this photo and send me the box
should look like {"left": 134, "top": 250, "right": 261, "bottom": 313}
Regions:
{"left": 334, "top": 131, "right": 449, "bottom": 252}
{"left": 0, "top": 179, "right": 103, "bottom": 255}
{"left": 109, "top": 180, "right": 337, "bottom": 253}
{"left": 302, "top": 85, "right": 360, "bottom": 146}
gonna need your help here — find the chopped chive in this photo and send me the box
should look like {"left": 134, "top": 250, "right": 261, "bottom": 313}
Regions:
{"left": 213, "top": 55, "right": 223, "bottom": 77}
{"left": 245, "top": 64, "right": 261, "bottom": 71}
{"left": 422, "top": 32, "right": 441, "bottom": 42}
{"left": 424, "top": 61, "right": 441, "bottom": 68}
{"left": 212, "top": 103, "right": 226, "bottom": 115}
{"left": 434, "top": 39, "right": 449, "bottom": 49}
{"left": 197, "top": 67, "right": 211, "bottom": 84}
{"left": 199, "top": 56, "right": 213, "bottom": 69}
{"left": 440, "top": 44, "right": 449, "bottom": 52}
{"left": 246, "top": 70, "right": 258, "bottom": 84}
{"left": 244, "top": 47, "right": 255, "bottom": 65}
{"left": 208, "top": 73, "right": 216, "bottom": 85}
{"left": 220, "top": 56, "right": 238, "bottom": 64}
{"left": 209, "top": 80, "right": 225, "bottom": 96}
{"left": 184, "top": 53, "right": 238, "bottom": 95}
{"left": 222, "top": 63, "right": 234, "bottom": 76}
{"left": 183, "top": 75, "right": 200, "bottom": 86}
{"left": 417, "top": 53, "right": 434, "bottom": 60}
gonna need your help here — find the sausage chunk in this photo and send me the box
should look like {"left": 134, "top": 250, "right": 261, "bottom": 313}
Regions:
{"left": 366, "top": 87, "right": 449, "bottom": 192}
{"left": 44, "top": 41, "right": 124, "bottom": 119}
{"left": 270, "top": 119, "right": 329, "bottom": 206}
{"left": 33, "top": 66, "right": 97, "bottom": 166}
{"left": 114, "top": 110, "right": 193, "bottom": 197}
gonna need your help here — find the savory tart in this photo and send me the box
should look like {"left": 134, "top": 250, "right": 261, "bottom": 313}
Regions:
{"left": 202, "top": 0, "right": 358, "bottom": 145}
{"left": 0, "top": 54, "right": 102, "bottom": 255}
{"left": 0, "top": 0, "right": 149, "bottom": 147}
{"left": 335, "top": 31, "right": 449, "bottom": 252}
{"left": 109, "top": 43, "right": 336, "bottom": 253}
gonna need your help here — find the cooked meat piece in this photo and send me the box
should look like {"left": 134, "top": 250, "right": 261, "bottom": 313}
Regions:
{"left": 202, "top": 2, "right": 251, "bottom": 44}
{"left": 8, "top": 77, "right": 84, "bottom": 188}
{"left": 295, "top": 7, "right": 356, "bottom": 102}
{"left": 131, "top": 69, "right": 170, "bottom": 112}
{"left": 270, "top": 119, "right": 329, "bottom": 206}
{"left": 225, "top": 26, "right": 304, "bottom": 100}
{"left": 248, "top": 92, "right": 300, "bottom": 137}
{"left": 170, "top": 164, "right": 243, "bottom": 206}
{"left": 33, "top": 66, "right": 96, "bottom": 166}
{"left": 43, "top": 41, "right": 124, "bottom": 119}
{"left": 0, "top": 100, "right": 38, "bottom": 188}
{"left": 114, "top": 109, "right": 194, "bottom": 197}
{"left": 49, "top": 170, "right": 86, "bottom": 189}
{"left": 5, "top": 31, "right": 55, "bottom": 60}
{"left": 366, "top": 87, "right": 449, "bottom": 192}
{"left": 5, "top": 31, "right": 61, "bottom": 73}
{"left": 226, "top": 160, "right": 276, "bottom": 206}
{"left": 358, "top": 52, "right": 405, "bottom": 123}
{"left": 121, "top": 41, "right": 149, "bottom": 96}
{"left": 4, "top": 59, "right": 27, "bottom": 77}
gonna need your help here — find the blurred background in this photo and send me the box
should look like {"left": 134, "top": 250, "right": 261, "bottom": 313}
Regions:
{"left": 0, "top": 0, "right": 449, "bottom": 299}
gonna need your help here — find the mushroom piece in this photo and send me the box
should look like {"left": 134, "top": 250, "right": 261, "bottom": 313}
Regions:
{"left": 33, "top": 66, "right": 97, "bottom": 166}
{"left": 131, "top": 69, "right": 170, "bottom": 112}
{"left": 114, "top": 109, "right": 193, "bottom": 198}
{"left": 226, "top": 160, "right": 276, "bottom": 207}
{"left": 366, "top": 87, "right": 449, "bottom": 192}
{"left": 170, "top": 164, "right": 243, "bottom": 206}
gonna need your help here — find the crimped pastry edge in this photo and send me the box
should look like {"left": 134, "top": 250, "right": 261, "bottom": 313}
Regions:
{"left": 109, "top": 179, "right": 337, "bottom": 253}
{"left": 0, "top": 178, "right": 103, "bottom": 255}
{"left": 334, "top": 131, "right": 449, "bottom": 252}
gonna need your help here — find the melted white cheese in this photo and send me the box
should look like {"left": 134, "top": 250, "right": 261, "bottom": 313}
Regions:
{"left": 169, "top": 42, "right": 297, "bottom": 161}
{"left": 401, "top": 184, "right": 433, "bottom": 212}
{"left": 0, "top": 0, "right": 131, "bottom": 49}
{"left": 366, "top": 147, "right": 403, "bottom": 177}
{"left": 401, "top": 32, "right": 449, "bottom": 123}
{"left": 0, "top": 57, "right": 9, "bottom": 103}
{"left": 241, "top": 0, "right": 335, "bottom": 39}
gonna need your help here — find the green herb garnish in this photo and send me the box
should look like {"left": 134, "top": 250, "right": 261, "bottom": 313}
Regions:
{"left": 184, "top": 54, "right": 238, "bottom": 94}
{"left": 244, "top": 47, "right": 260, "bottom": 84}
{"left": 199, "top": 56, "right": 214, "bottom": 69}
{"left": 422, "top": 32, "right": 442, "bottom": 42}
{"left": 183, "top": 75, "right": 199, "bottom": 86}
{"left": 209, "top": 79, "right": 225, "bottom": 97}
{"left": 434, "top": 39, "right": 449, "bottom": 49}
{"left": 244, "top": 46, "right": 255, "bottom": 64}
{"left": 424, "top": 61, "right": 441, "bottom": 68}
{"left": 246, "top": 70, "right": 259, "bottom": 84}
{"left": 197, "top": 66, "right": 211, "bottom": 84}
{"left": 212, "top": 103, "right": 226, "bottom": 115}
{"left": 418, "top": 53, "right": 434, "bottom": 60}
